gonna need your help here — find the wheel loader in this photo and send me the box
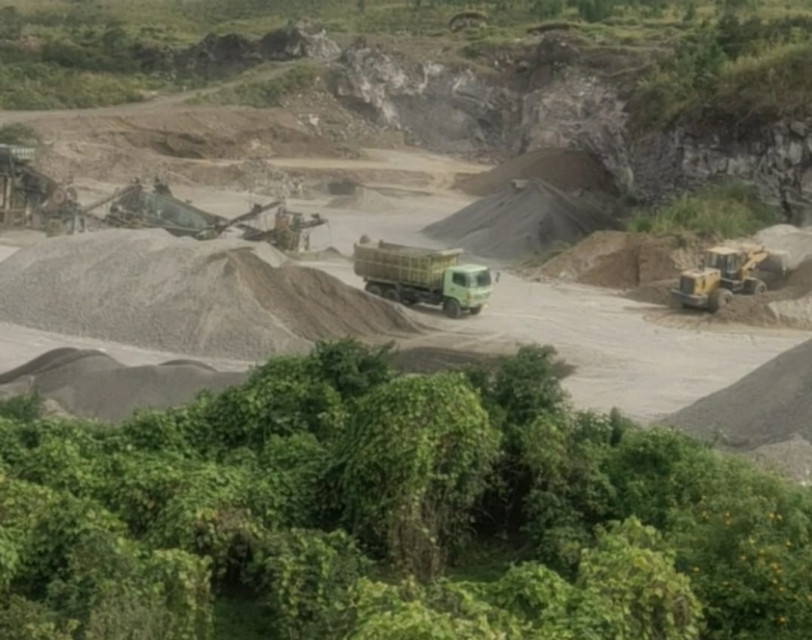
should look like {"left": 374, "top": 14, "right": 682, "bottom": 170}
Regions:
{"left": 671, "top": 245, "right": 788, "bottom": 312}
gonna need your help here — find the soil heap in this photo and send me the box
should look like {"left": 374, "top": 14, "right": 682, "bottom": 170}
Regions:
{"left": 327, "top": 186, "right": 393, "bottom": 212}
{"left": 665, "top": 337, "right": 812, "bottom": 451}
{"left": 755, "top": 224, "right": 812, "bottom": 269}
{"left": 423, "top": 178, "right": 620, "bottom": 260}
{"left": 0, "top": 229, "right": 419, "bottom": 361}
{"left": 454, "top": 148, "right": 618, "bottom": 197}
{"left": 0, "top": 348, "right": 247, "bottom": 424}
{"left": 713, "top": 257, "right": 812, "bottom": 329}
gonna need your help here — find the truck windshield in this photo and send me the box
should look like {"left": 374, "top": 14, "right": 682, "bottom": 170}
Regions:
{"left": 473, "top": 269, "right": 492, "bottom": 287}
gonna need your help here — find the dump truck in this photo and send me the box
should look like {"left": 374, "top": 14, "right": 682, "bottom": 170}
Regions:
{"left": 353, "top": 239, "right": 493, "bottom": 318}
{"left": 671, "top": 244, "right": 788, "bottom": 312}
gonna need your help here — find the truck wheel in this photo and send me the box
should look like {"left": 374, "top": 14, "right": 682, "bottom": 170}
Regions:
{"left": 383, "top": 288, "right": 401, "bottom": 303}
{"left": 443, "top": 298, "right": 462, "bottom": 319}
{"left": 469, "top": 305, "right": 483, "bottom": 316}
{"left": 365, "top": 284, "right": 383, "bottom": 297}
{"left": 709, "top": 288, "right": 733, "bottom": 312}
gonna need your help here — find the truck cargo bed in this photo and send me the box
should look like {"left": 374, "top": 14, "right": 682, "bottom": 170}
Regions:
{"left": 353, "top": 241, "right": 462, "bottom": 290}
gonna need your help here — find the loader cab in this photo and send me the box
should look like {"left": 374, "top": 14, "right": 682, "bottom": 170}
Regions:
{"left": 704, "top": 247, "right": 742, "bottom": 279}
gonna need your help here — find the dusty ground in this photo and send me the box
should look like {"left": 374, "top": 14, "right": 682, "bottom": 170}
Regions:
{"left": 0, "top": 169, "right": 809, "bottom": 423}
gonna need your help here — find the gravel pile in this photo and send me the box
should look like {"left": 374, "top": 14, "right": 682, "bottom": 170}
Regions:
{"left": 664, "top": 337, "right": 812, "bottom": 450}
{"left": 327, "top": 186, "right": 393, "bottom": 212}
{"left": 0, "top": 229, "right": 419, "bottom": 361}
{"left": 455, "top": 148, "right": 618, "bottom": 197}
{"left": 423, "top": 178, "right": 620, "bottom": 260}
{"left": 0, "top": 348, "right": 247, "bottom": 423}
{"left": 755, "top": 224, "right": 812, "bottom": 270}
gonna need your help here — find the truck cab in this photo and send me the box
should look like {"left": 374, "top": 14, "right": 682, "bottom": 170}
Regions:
{"left": 443, "top": 264, "right": 493, "bottom": 317}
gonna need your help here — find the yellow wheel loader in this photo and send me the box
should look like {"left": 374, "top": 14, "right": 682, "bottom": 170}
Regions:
{"left": 671, "top": 245, "right": 788, "bottom": 312}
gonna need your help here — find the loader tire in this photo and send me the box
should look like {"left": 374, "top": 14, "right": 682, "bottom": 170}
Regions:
{"left": 748, "top": 279, "right": 767, "bottom": 295}
{"left": 383, "top": 288, "right": 401, "bottom": 303}
{"left": 366, "top": 284, "right": 383, "bottom": 297}
{"left": 709, "top": 288, "right": 733, "bottom": 312}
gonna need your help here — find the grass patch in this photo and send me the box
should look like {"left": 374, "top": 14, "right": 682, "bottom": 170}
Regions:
{"left": 188, "top": 64, "right": 320, "bottom": 108}
{"left": 708, "top": 41, "right": 812, "bottom": 124}
{"left": 627, "top": 181, "right": 780, "bottom": 239}
{"left": 0, "top": 123, "right": 41, "bottom": 146}
{"left": 0, "top": 63, "right": 152, "bottom": 109}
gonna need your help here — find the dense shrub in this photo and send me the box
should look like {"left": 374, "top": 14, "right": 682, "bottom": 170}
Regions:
{"left": 0, "top": 339, "right": 810, "bottom": 639}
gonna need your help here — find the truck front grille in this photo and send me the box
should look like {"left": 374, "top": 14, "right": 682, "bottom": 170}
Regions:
{"left": 680, "top": 276, "right": 694, "bottom": 295}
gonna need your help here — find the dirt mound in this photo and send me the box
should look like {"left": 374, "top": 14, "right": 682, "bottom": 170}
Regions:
{"left": 525, "top": 231, "right": 701, "bottom": 290}
{"left": 423, "top": 178, "right": 620, "bottom": 260}
{"left": 755, "top": 224, "right": 812, "bottom": 269}
{"left": 0, "top": 229, "right": 419, "bottom": 361}
{"left": 713, "top": 258, "right": 812, "bottom": 328}
{"left": 664, "top": 337, "right": 812, "bottom": 453}
{"left": 328, "top": 186, "right": 393, "bottom": 212}
{"left": 455, "top": 148, "right": 619, "bottom": 197}
{"left": 0, "top": 348, "right": 247, "bottom": 424}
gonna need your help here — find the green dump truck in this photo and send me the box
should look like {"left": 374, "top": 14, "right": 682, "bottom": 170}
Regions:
{"left": 353, "top": 239, "right": 493, "bottom": 318}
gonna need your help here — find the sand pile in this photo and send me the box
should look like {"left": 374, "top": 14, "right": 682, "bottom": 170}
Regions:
{"left": 665, "top": 337, "right": 812, "bottom": 450}
{"left": 455, "top": 149, "right": 618, "bottom": 197}
{"left": 423, "top": 178, "right": 620, "bottom": 260}
{"left": 712, "top": 258, "right": 812, "bottom": 328}
{"left": 0, "top": 348, "right": 247, "bottom": 423}
{"left": 0, "top": 230, "right": 419, "bottom": 361}
{"left": 328, "top": 186, "right": 393, "bottom": 212}
{"left": 523, "top": 231, "right": 701, "bottom": 292}
{"left": 755, "top": 224, "right": 812, "bottom": 269}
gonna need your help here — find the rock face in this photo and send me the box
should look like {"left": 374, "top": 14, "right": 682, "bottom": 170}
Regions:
{"left": 176, "top": 26, "right": 341, "bottom": 78}
{"left": 328, "top": 35, "right": 812, "bottom": 223}
{"left": 330, "top": 44, "right": 517, "bottom": 153}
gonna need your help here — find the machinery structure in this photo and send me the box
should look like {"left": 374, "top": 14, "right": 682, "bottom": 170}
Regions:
{"left": 0, "top": 144, "right": 82, "bottom": 233}
{"left": 671, "top": 244, "right": 789, "bottom": 312}
{"left": 94, "top": 179, "right": 327, "bottom": 252}
{"left": 353, "top": 238, "right": 493, "bottom": 318}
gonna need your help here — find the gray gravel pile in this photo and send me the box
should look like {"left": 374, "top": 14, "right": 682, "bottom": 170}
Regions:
{"left": 0, "top": 347, "right": 247, "bottom": 423}
{"left": 665, "top": 337, "right": 812, "bottom": 450}
{"left": 423, "top": 178, "right": 620, "bottom": 259}
{"left": 0, "top": 229, "right": 419, "bottom": 361}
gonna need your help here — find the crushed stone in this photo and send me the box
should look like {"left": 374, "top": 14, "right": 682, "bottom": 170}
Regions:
{"left": 423, "top": 178, "right": 620, "bottom": 260}
{"left": 0, "top": 348, "right": 247, "bottom": 424}
{"left": 664, "top": 337, "right": 812, "bottom": 451}
{"left": 0, "top": 229, "right": 419, "bottom": 361}
{"left": 454, "top": 148, "right": 618, "bottom": 197}
{"left": 327, "top": 186, "right": 394, "bottom": 212}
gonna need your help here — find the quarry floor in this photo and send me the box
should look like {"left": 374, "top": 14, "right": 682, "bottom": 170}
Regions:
{"left": 1, "top": 152, "right": 809, "bottom": 423}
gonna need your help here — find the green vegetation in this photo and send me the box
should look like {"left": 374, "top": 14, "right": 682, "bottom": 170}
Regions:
{"left": 0, "top": 123, "right": 40, "bottom": 146}
{"left": 0, "top": 338, "right": 811, "bottom": 639}
{"left": 627, "top": 181, "right": 780, "bottom": 239}
{"left": 0, "top": 0, "right": 808, "bottom": 121}
{"left": 630, "top": 14, "right": 812, "bottom": 129}
{"left": 189, "top": 65, "right": 320, "bottom": 108}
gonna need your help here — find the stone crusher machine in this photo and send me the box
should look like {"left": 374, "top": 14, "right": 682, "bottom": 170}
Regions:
{"left": 93, "top": 179, "right": 328, "bottom": 252}
{"left": 671, "top": 244, "right": 789, "bottom": 312}
{"left": 0, "top": 144, "right": 82, "bottom": 233}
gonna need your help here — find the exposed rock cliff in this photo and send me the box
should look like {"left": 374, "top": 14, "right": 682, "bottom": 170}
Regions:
{"left": 327, "top": 35, "right": 812, "bottom": 224}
